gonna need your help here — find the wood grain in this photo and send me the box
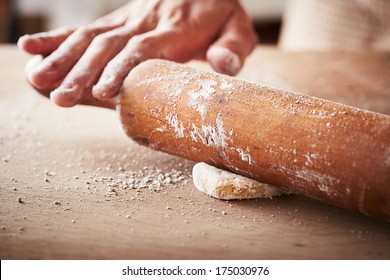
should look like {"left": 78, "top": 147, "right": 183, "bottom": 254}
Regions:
{"left": 0, "top": 45, "right": 389, "bottom": 259}
{"left": 119, "top": 59, "right": 390, "bottom": 220}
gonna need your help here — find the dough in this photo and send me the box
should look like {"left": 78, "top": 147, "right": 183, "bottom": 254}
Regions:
{"left": 192, "top": 162, "right": 285, "bottom": 200}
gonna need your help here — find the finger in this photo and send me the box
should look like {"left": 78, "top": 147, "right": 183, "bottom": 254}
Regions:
{"left": 92, "top": 39, "right": 146, "bottom": 100}
{"left": 25, "top": 56, "right": 117, "bottom": 109}
{"left": 92, "top": 29, "right": 195, "bottom": 100}
{"left": 206, "top": 10, "right": 258, "bottom": 76}
{"left": 50, "top": 24, "right": 145, "bottom": 107}
{"left": 18, "top": 27, "right": 76, "bottom": 56}
{"left": 24, "top": 55, "right": 43, "bottom": 76}
{"left": 27, "top": 20, "right": 126, "bottom": 91}
{"left": 24, "top": 57, "right": 116, "bottom": 110}
{"left": 24, "top": 55, "right": 53, "bottom": 98}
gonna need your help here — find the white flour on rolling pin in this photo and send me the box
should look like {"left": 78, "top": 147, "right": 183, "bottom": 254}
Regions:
{"left": 193, "top": 162, "right": 285, "bottom": 200}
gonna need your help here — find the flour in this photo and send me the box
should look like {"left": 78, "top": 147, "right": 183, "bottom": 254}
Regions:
{"left": 88, "top": 165, "right": 191, "bottom": 194}
{"left": 236, "top": 147, "right": 252, "bottom": 165}
{"left": 189, "top": 112, "right": 229, "bottom": 149}
{"left": 2, "top": 155, "right": 10, "bottom": 162}
{"left": 293, "top": 168, "right": 340, "bottom": 197}
{"left": 188, "top": 79, "right": 218, "bottom": 119}
{"left": 220, "top": 78, "right": 234, "bottom": 90}
{"left": 165, "top": 114, "right": 185, "bottom": 138}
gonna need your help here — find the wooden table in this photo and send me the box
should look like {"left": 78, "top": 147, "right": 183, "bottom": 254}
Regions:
{"left": 0, "top": 45, "right": 389, "bottom": 259}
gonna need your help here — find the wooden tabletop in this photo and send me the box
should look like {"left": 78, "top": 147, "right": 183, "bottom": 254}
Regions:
{"left": 0, "top": 45, "right": 389, "bottom": 259}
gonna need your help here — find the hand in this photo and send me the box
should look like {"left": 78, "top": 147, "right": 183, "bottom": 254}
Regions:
{"left": 18, "top": 0, "right": 257, "bottom": 107}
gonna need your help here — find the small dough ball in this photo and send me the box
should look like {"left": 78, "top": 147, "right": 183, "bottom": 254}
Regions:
{"left": 192, "top": 162, "right": 285, "bottom": 200}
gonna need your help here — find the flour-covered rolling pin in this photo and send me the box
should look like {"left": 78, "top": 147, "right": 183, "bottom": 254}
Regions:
{"left": 118, "top": 59, "right": 390, "bottom": 220}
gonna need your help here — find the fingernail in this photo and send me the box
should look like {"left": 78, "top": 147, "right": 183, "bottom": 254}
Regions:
{"left": 27, "top": 67, "right": 58, "bottom": 90}
{"left": 50, "top": 87, "right": 81, "bottom": 107}
{"left": 208, "top": 46, "right": 242, "bottom": 76}
{"left": 223, "top": 49, "right": 241, "bottom": 76}
{"left": 25, "top": 55, "right": 43, "bottom": 75}
{"left": 92, "top": 85, "right": 108, "bottom": 100}
{"left": 93, "top": 78, "right": 115, "bottom": 100}
{"left": 17, "top": 35, "right": 29, "bottom": 50}
{"left": 27, "top": 70, "right": 45, "bottom": 90}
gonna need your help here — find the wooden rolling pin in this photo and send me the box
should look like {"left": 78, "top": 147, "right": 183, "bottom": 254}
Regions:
{"left": 117, "top": 59, "right": 390, "bottom": 221}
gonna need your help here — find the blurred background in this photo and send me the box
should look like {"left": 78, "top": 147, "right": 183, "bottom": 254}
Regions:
{"left": 0, "top": 0, "right": 287, "bottom": 44}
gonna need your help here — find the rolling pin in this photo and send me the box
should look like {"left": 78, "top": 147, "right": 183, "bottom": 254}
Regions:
{"left": 117, "top": 59, "right": 390, "bottom": 221}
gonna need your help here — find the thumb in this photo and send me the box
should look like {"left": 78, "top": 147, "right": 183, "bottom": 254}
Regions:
{"left": 206, "top": 10, "right": 257, "bottom": 76}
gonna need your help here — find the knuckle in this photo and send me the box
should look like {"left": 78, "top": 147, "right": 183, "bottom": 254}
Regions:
{"left": 75, "top": 26, "right": 93, "bottom": 38}
{"left": 42, "top": 59, "right": 59, "bottom": 73}
{"left": 92, "top": 33, "right": 117, "bottom": 47}
{"left": 130, "top": 30, "right": 178, "bottom": 54}
{"left": 130, "top": 34, "right": 152, "bottom": 47}
{"left": 75, "top": 25, "right": 102, "bottom": 40}
{"left": 54, "top": 26, "right": 75, "bottom": 35}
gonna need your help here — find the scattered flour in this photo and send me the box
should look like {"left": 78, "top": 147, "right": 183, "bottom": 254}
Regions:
{"left": 236, "top": 147, "right": 252, "bottom": 164}
{"left": 189, "top": 112, "right": 229, "bottom": 149}
{"left": 220, "top": 78, "right": 234, "bottom": 90}
{"left": 78, "top": 165, "right": 191, "bottom": 196}
{"left": 294, "top": 168, "right": 340, "bottom": 197}
{"left": 165, "top": 114, "right": 185, "bottom": 138}
{"left": 188, "top": 79, "right": 218, "bottom": 119}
